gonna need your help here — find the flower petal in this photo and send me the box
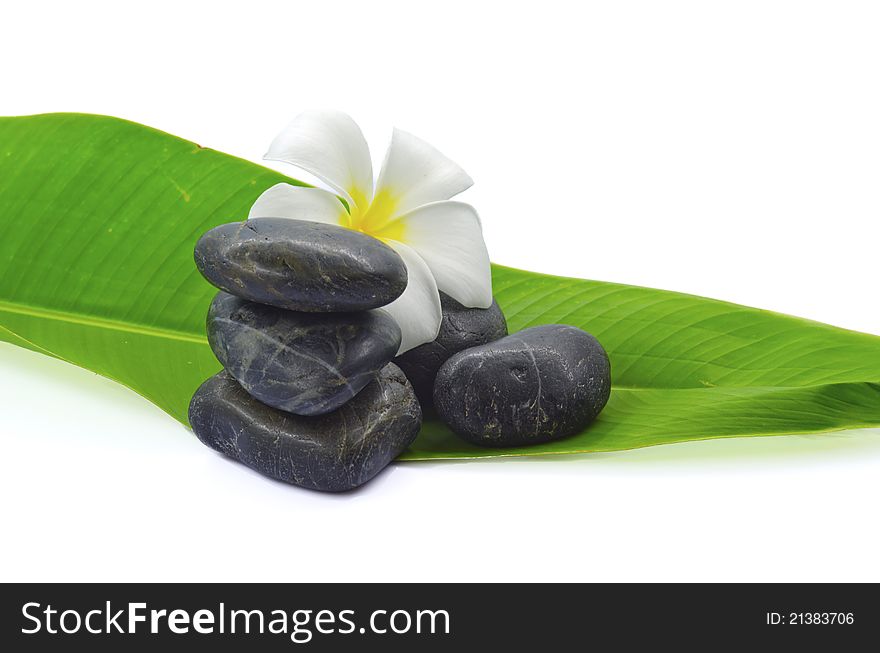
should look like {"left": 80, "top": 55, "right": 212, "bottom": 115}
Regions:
{"left": 380, "top": 201, "right": 492, "bottom": 309}
{"left": 374, "top": 128, "right": 473, "bottom": 218}
{"left": 248, "top": 183, "right": 347, "bottom": 226}
{"left": 381, "top": 241, "right": 442, "bottom": 354}
{"left": 264, "top": 110, "right": 373, "bottom": 211}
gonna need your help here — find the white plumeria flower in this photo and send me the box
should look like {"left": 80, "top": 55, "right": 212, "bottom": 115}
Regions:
{"left": 249, "top": 110, "right": 493, "bottom": 354}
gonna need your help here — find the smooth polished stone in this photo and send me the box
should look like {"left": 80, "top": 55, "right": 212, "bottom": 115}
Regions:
{"left": 194, "top": 218, "right": 408, "bottom": 312}
{"left": 433, "top": 325, "right": 611, "bottom": 447}
{"left": 189, "top": 364, "right": 422, "bottom": 492}
{"left": 394, "top": 292, "right": 507, "bottom": 410}
{"left": 207, "top": 292, "right": 401, "bottom": 416}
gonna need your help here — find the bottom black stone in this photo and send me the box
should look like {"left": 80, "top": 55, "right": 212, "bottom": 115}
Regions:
{"left": 189, "top": 364, "right": 422, "bottom": 492}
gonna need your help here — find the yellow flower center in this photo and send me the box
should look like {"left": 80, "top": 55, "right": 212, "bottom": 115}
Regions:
{"left": 343, "top": 187, "right": 406, "bottom": 243}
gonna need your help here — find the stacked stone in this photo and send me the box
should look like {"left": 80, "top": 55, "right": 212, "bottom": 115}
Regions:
{"left": 188, "top": 216, "right": 613, "bottom": 492}
{"left": 188, "top": 218, "right": 422, "bottom": 492}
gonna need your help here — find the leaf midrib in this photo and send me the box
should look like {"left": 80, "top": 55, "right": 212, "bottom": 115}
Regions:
{"left": 0, "top": 299, "right": 207, "bottom": 345}
{"left": 4, "top": 297, "right": 875, "bottom": 396}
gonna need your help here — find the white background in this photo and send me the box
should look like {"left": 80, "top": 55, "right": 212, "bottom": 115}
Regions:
{"left": 2, "top": 0, "right": 879, "bottom": 582}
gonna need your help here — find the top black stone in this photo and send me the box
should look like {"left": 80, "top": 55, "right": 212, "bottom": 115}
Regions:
{"left": 194, "top": 218, "right": 408, "bottom": 312}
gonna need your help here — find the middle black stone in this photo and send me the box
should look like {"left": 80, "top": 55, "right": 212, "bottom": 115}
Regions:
{"left": 207, "top": 291, "right": 402, "bottom": 416}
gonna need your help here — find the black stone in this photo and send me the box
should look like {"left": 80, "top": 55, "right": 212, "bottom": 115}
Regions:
{"left": 207, "top": 292, "right": 401, "bottom": 416}
{"left": 189, "top": 364, "right": 422, "bottom": 492}
{"left": 433, "top": 325, "right": 611, "bottom": 447}
{"left": 394, "top": 292, "right": 507, "bottom": 410}
{"left": 194, "top": 218, "right": 408, "bottom": 312}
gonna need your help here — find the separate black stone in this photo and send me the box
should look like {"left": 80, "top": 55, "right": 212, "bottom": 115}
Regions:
{"left": 189, "top": 364, "right": 422, "bottom": 492}
{"left": 394, "top": 292, "right": 507, "bottom": 410}
{"left": 433, "top": 325, "right": 611, "bottom": 447}
{"left": 194, "top": 218, "right": 408, "bottom": 312}
{"left": 207, "top": 292, "right": 401, "bottom": 416}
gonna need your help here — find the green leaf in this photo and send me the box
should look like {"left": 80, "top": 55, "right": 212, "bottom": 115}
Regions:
{"left": 408, "top": 267, "right": 880, "bottom": 458}
{"left": 2, "top": 113, "right": 879, "bottom": 460}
